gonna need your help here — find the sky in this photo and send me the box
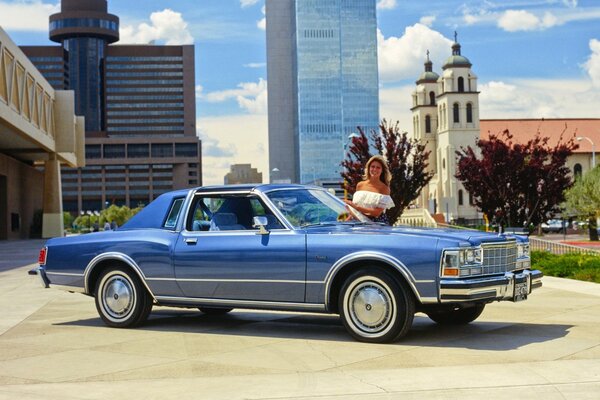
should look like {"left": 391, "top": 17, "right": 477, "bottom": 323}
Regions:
{"left": 2, "top": 0, "right": 599, "bottom": 185}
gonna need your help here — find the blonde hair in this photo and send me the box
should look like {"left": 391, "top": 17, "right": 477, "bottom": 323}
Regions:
{"left": 362, "top": 155, "right": 391, "bottom": 186}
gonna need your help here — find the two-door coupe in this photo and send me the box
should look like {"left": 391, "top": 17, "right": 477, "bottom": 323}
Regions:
{"left": 32, "top": 184, "right": 542, "bottom": 343}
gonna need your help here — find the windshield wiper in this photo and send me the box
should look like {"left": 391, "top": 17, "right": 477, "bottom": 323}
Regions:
{"left": 300, "top": 221, "right": 339, "bottom": 228}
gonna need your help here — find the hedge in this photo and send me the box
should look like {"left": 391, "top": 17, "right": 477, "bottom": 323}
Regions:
{"left": 531, "top": 250, "right": 600, "bottom": 284}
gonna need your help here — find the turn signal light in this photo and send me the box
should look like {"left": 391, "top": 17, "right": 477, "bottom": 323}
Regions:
{"left": 443, "top": 268, "right": 459, "bottom": 276}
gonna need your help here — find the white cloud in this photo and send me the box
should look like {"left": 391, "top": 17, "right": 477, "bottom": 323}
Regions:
{"left": 377, "top": 0, "right": 397, "bottom": 10}
{"left": 584, "top": 38, "right": 600, "bottom": 88}
{"left": 257, "top": 5, "right": 266, "bottom": 30}
{"left": 0, "top": 1, "right": 59, "bottom": 31}
{"left": 197, "top": 114, "right": 268, "bottom": 185}
{"left": 479, "top": 78, "right": 600, "bottom": 119}
{"left": 119, "top": 9, "right": 193, "bottom": 45}
{"left": 195, "top": 85, "right": 203, "bottom": 98}
{"left": 419, "top": 15, "right": 436, "bottom": 27}
{"left": 244, "top": 62, "right": 266, "bottom": 68}
{"left": 497, "top": 10, "right": 560, "bottom": 32}
{"left": 377, "top": 24, "right": 453, "bottom": 82}
{"left": 563, "top": 0, "right": 578, "bottom": 7}
{"left": 202, "top": 79, "right": 268, "bottom": 114}
{"left": 240, "top": 0, "right": 260, "bottom": 8}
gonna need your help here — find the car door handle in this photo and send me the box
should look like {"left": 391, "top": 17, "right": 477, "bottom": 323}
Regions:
{"left": 184, "top": 238, "right": 197, "bottom": 245}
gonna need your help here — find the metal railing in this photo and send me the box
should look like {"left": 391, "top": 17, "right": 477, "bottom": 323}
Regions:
{"left": 529, "top": 237, "right": 600, "bottom": 256}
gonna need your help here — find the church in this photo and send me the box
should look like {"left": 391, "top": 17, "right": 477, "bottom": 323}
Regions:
{"left": 409, "top": 37, "right": 600, "bottom": 225}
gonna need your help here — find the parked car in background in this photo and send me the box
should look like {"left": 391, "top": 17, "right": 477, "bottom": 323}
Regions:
{"left": 31, "top": 184, "right": 543, "bottom": 343}
{"left": 542, "top": 219, "right": 566, "bottom": 233}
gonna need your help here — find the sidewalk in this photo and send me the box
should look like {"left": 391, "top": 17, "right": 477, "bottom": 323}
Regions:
{"left": 0, "top": 250, "right": 598, "bottom": 399}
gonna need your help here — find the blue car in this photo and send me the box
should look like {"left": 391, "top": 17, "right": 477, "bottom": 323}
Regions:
{"left": 32, "top": 184, "right": 542, "bottom": 343}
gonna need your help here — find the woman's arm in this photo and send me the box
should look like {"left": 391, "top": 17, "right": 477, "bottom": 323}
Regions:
{"left": 343, "top": 199, "right": 384, "bottom": 217}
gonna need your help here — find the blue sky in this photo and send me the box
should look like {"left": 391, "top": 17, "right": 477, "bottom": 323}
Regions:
{"left": 2, "top": 0, "right": 599, "bottom": 184}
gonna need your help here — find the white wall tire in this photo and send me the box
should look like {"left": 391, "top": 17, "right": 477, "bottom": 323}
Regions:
{"left": 339, "top": 269, "right": 414, "bottom": 343}
{"left": 94, "top": 268, "right": 152, "bottom": 328}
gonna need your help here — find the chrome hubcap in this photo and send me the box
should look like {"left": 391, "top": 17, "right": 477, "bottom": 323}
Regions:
{"left": 349, "top": 282, "right": 391, "bottom": 332}
{"left": 103, "top": 276, "right": 133, "bottom": 319}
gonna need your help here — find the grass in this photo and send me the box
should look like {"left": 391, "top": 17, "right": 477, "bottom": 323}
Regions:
{"left": 531, "top": 251, "right": 600, "bottom": 284}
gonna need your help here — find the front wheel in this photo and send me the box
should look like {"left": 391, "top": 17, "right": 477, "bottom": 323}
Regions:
{"left": 426, "top": 304, "right": 485, "bottom": 325}
{"left": 339, "top": 269, "right": 415, "bottom": 343}
{"left": 94, "top": 267, "right": 153, "bottom": 328}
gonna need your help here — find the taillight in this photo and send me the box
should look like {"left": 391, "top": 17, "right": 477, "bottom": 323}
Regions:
{"left": 38, "top": 247, "right": 47, "bottom": 265}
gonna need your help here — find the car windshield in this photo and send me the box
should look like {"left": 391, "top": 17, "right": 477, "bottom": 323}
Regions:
{"left": 265, "top": 188, "right": 371, "bottom": 228}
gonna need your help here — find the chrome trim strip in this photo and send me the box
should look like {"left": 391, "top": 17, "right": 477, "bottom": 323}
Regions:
{"left": 83, "top": 252, "right": 157, "bottom": 301}
{"left": 154, "top": 296, "right": 326, "bottom": 312}
{"left": 323, "top": 251, "right": 421, "bottom": 309}
{"left": 147, "top": 277, "right": 322, "bottom": 284}
{"left": 46, "top": 271, "right": 84, "bottom": 277}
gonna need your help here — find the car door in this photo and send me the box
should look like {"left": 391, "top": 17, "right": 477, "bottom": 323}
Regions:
{"left": 173, "top": 192, "right": 307, "bottom": 303}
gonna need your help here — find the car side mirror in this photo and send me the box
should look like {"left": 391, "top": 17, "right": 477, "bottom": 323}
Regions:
{"left": 253, "top": 216, "right": 269, "bottom": 235}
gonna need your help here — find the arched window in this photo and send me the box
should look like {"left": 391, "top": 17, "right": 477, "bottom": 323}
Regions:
{"left": 466, "top": 103, "right": 473, "bottom": 123}
{"left": 458, "top": 77, "right": 465, "bottom": 92}
{"left": 425, "top": 115, "right": 431, "bottom": 133}
{"left": 574, "top": 163, "right": 583, "bottom": 179}
{"left": 453, "top": 103, "right": 460, "bottom": 123}
{"left": 429, "top": 91, "right": 436, "bottom": 105}
{"left": 458, "top": 190, "right": 464, "bottom": 206}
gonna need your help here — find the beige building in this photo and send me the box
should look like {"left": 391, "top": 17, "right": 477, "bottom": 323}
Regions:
{"left": 410, "top": 40, "right": 599, "bottom": 224}
{"left": 224, "top": 164, "right": 263, "bottom": 184}
{"left": 0, "top": 27, "right": 84, "bottom": 239}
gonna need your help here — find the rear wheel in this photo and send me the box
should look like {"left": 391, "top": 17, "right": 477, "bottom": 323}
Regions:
{"left": 198, "top": 307, "right": 233, "bottom": 315}
{"left": 427, "top": 304, "right": 485, "bottom": 325}
{"left": 94, "top": 267, "right": 152, "bottom": 328}
{"left": 339, "top": 269, "right": 414, "bottom": 343}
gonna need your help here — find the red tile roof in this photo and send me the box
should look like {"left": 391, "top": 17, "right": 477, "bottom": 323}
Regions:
{"left": 480, "top": 119, "right": 600, "bottom": 154}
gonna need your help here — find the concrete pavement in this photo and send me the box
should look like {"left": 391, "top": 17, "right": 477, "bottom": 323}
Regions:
{"left": 0, "top": 242, "right": 599, "bottom": 399}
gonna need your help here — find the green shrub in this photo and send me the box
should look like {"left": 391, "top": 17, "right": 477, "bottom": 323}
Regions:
{"left": 531, "top": 250, "right": 600, "bottom": 283}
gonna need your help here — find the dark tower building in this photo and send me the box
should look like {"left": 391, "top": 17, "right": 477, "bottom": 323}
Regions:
{"left": 21, "top": 0, "right": 202, "bottom": 212}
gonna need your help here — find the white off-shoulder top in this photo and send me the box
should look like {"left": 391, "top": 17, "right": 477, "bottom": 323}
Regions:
{"left": 352, "top": 190, "right": 395, "bottom": 210}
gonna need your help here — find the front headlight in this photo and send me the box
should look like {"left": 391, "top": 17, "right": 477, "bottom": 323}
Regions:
{"left": 517, "top": 242, "right": 530, "bottom": 258}
{"left": 441, "top": 247, "right": 483, "bottom": 278}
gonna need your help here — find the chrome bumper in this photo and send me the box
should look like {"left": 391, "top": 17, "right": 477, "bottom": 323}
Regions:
{"left": 439, "top": 269, "right": 543, "bottom": 302}
{"left": 28, "top": 266, "right": 49, "bottom": 288}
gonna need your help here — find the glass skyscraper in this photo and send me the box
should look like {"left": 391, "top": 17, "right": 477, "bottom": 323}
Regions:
{"left": 267, "top": 0, "right": 379, "bottom": 184}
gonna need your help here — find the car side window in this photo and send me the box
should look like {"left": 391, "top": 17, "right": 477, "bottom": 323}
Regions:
{"left": 163, "top": 198, "right": 184, "bottom": 230}
{"left": 187, "top": 194, "right": 284, "bottom": 232}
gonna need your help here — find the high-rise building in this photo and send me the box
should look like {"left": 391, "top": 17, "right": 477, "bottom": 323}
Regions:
{"left": 20, "top": 0, "right": 201, "bottom": 212}
{"left": 266, "top": 0, "right": 379, "bottom": 184}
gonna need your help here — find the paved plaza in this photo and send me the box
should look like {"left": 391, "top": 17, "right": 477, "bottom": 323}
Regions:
{"left": 0, "top": 240, "right": 599, "bottom": 399}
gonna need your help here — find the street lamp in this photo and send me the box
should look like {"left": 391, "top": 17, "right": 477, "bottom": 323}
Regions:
{"left": 270, "top": 167, "right": 280, "bottom": 183}
{"left": 343, "top": 133, "right": 360, "bottom": 199}
{"left": 576, "top": 136, "right": 596, "bottom": 168}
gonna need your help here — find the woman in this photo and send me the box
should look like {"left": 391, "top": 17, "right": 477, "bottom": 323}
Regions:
{"left": 343, "top": 155, "right": 395, "bottom": 224}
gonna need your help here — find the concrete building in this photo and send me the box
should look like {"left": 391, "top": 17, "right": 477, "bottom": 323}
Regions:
{"left": 0, "top": 27, "right": 84, "bottom": 239}
{"left": 224, "top": 164, "right": 263, "bottom": 184}
{"left": 19, "top": 0, "right": 201, "bottom": 213}
{"left": 266, "top": 0, "right": 379, "bottom": 184}
{"left": 410, "top": 38, "right": 600, "bottom": 224}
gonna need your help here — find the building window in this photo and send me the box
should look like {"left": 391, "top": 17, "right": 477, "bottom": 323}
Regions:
{"left": 103, "top": 144, "right": 125, "bottom": 159}
{"left": 458, "top": 77, "right": 465, "bottom": 92}
{"left": 425, "top": 115, "right": 431, "bottom": 133}
{"left": 574, "top": 163, "right": 583, "bottom": 179}
{"left": 453, "top": 103, "right": 460, "bottom": 123}
{"left": 175, "top": 143, "right": 198, "bottom": 157}
{"left": 458, "top": 190, "right": 464, "bottom": 206}
{"left": 466, "top": 103, "right": 473, "bottom": 123}
{"left": 469, "top": 192, "right": 474, "bottom": 205}
{"left": 429, "top": 91, "right": 435, "bottom": 105}
{"left": 151, "top": 143, "right": 173, "bottom": 158}
{"left": 127, "top": 144, "right": 149, "bottom": 158}
{"left": 86, "top": 144, "right": 101, "bottom": 159}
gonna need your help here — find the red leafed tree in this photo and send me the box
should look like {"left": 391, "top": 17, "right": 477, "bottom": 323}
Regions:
{"left": 341, "top": 119, "right": 433, "bottom": 224}
{"left": 455, "top": 129, "right": 578, "bottom": 229}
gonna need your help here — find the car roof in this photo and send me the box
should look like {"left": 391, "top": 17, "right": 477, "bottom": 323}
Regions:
{"left": 193, "top": 183, "right": 320, "bottom": 194}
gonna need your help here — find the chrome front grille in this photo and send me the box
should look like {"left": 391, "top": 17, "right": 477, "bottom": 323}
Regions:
{"left": 481, "top": 242, "right": 517, "bottom": 275}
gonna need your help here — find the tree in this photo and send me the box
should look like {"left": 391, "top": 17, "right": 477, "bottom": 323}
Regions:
{"left": 455, "top": 129, "right": 577, "bottom": 230}
{"left": 563, "top": 166, "right": 600, "bottom": 241}
{"left": 341, "top": 119, "right": 433, "bottom": 224}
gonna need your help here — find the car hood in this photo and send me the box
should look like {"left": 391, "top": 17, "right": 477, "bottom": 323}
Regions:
{"left": 303, "top": 223, "right": 521, "bottom": 246}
